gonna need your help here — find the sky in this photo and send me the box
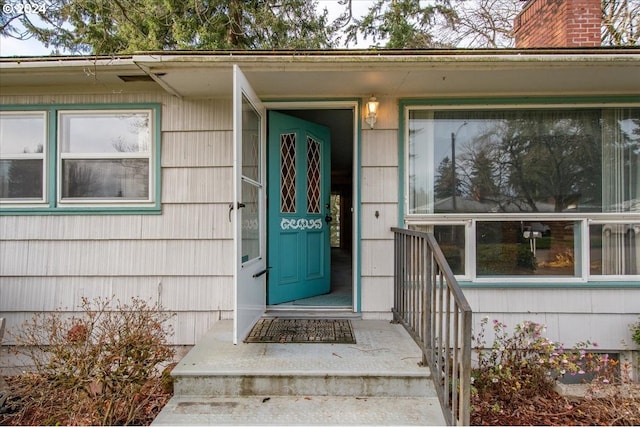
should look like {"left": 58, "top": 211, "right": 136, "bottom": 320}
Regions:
{"left": 0, "top": 0, "right": 375, "bottom": 56}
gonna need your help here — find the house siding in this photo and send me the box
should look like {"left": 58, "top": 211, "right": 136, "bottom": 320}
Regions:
{"left": 464, "top": 288, "right": 640, "bottom": 350}
{"left": 0, "top": 93, "right": 235, "bottom": 346}
{"left": 360, "top": 98, "right": 399, "bottom": 319}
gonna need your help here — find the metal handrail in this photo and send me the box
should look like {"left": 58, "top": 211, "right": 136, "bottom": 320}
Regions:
{"left": 391, "top": 227, "right": 472, "bottom": 426}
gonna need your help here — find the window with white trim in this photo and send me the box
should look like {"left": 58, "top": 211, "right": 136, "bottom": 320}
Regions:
{"left": 404, "top": 102, "right": 640, "bottom": 281}
{"left": 58, "top": 111, "right": 152, "bottom": 202}
{"left": 0, "top": 111, "right": 47, "bottom": 202}
{"left": 0, "top": 105, "right": 160, "bottom": 213}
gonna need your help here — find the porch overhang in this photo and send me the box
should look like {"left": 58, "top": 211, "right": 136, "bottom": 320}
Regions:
{"left": 1, "top": 49, "right": 639, "bottom": 98}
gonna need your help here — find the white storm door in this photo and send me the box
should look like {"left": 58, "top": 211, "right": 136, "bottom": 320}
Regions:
{"left": 233, "top": 65, "right": 267, "bottom": 344}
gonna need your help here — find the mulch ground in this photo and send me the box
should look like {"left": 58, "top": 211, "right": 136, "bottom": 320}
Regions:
{"left": 2, "top": 374, "right": 639, "bottom": 425}
{"left": 471, "top": 387, "right": 640, "bottom": 426}
{"left": 0, "top": 376, "right": 172, "bottom": 426}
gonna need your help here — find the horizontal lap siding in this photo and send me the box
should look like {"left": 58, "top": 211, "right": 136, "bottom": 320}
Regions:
{"left": 0, "top": 204, "right": 231, "bottom": 240}
{"left": 0, "top": 276, "right": 232, "bottom": 312}
{"left": 359, "top": 99, "right": 399, "bottom": 319}
{"left": 0, "top": 240, "right": 232, "bottom": 276}
{"left": 162, "top": 168, "right": 232, "bottom": 203}
{"left": 465, "top": 288, "right": 640, "bottom": 349}
{"left": 0, "top": 93, "right": 233, "bottom": 346}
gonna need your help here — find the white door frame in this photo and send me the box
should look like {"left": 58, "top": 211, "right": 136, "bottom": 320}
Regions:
{"left": 265, "top": 101, "right": 361, "bottom": 312}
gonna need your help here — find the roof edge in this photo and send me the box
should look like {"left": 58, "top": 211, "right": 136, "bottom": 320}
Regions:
{"left": 1, "top": 47, "right": 639, "bottom": 64}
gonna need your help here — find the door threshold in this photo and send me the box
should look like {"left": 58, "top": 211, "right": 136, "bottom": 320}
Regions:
{"left": 267, "top": 305, "right": 353, "bottom": 310}
{"left": 264, "top": 307, "right": 360, "bottom": 319}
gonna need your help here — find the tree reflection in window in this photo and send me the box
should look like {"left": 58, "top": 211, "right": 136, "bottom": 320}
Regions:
{"left": 59, "top": 111, "right": 151, "bottom": 201}
{"left": 411, "top": 108, "right": 640, "bottom": 214}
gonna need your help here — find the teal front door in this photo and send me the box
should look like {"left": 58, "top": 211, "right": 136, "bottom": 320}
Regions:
{"left": 267, "top": 111, "right": 331, "bottom": 305}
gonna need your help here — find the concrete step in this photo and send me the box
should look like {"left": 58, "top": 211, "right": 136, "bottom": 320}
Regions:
{"left": 154, "top": 319, "right": 446, "bottom": 425}
{"left": 174, "top": 372, "right": 433, "bottom": 398}
{"left": 152, "top": 396, "right": 446, "bottom": 426}
{"left": 170, "top": 320, "right": 436, "bottom": 398}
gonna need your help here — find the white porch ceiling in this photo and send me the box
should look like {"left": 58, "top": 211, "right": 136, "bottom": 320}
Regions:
{"left": 1, "top": 50, "right": 639, "bottom": 98}
{"left": 133, "top": 54, "right": 640, "bottom": 98}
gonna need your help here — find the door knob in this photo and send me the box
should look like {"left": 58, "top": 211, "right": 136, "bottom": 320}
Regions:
{"left": 325, "top": 215, "right": 332, "bottom": 223}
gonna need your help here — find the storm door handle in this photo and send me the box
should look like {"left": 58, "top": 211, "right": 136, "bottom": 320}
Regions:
{"left": 252, "top": 267, "right": 271, "bottom": 278}
{"left": 228, "top": 202, "right": 246, "bottom": 222}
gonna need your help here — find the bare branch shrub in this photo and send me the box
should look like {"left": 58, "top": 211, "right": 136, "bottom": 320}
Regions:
{"left": 1, "top": 296, "right": 175, "bottom": 426}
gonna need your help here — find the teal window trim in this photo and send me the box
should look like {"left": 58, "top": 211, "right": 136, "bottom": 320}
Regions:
{"left": 399, "top": 95, "right": 640, "bottom": 108}
{"left": 398, "top": 95, "right": 640, "bottom": 285}
{"left": 0, "top": 103, "right": 162, "bottom": 215}
{"left": 458, "top": 281, "right": 640, "bottom": 289}
{"left": 398, "top": 95, "right": 640, "bottom": 220}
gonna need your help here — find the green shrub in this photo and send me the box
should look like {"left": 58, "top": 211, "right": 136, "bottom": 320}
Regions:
{"left": 631, "top": 318, "right": 640, "bottom": 347}
{"left": 3, "top": 296, "right": 175, "bottom": 426}
{"left": 515, "top": 244, "right": 537, "bottom": 271}
{"left": 476, "top": 243, "right": 536, "bottom": 275}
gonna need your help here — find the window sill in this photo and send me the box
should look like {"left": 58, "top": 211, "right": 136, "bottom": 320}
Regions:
{"left": 458, "top": 281, "right": 640, "bottom": 289}
{"left": 0, "top": 205, "right": 161, "bottom": 215}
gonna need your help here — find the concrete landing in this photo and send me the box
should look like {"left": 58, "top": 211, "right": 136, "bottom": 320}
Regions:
{"left": 152, "top": 319, "right": 446, "bottom": 426}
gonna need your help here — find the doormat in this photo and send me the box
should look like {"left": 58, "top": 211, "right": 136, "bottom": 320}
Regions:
{"left": 244, "top": 318, "right": 356, "bottom": 344}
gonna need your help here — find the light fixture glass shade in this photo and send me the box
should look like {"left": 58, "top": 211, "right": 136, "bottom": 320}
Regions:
{"left": 365, "top": 96, "right": 379, "bottom": 128}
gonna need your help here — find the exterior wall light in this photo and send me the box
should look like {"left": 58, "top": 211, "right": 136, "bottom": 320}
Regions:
{"left": 365, "top": 96, "right": 379, "bottom": 128}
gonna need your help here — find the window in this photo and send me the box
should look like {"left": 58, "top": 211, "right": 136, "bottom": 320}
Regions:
{"left": 475, "top": 220, "right": 579, "bottom": 278}
{"left": 590, "top": 223, "right": 639, "bottom": 276}
{"left": 404, "top": 100, "right": 639, "bottom": 281}
{"left": 0, "top": 112, "right": 46, "bottom": 202}
{"left": 410, "top": 223, "right": 466, "bottom": 275}
{"left": 58, "top": 111, "right": 152, "bottom": 202}
{"left": 240, "top": 95, "right": 262, "bottom": 264}
{"left": 0, "top": 105, "right": 160, "bottom": 213}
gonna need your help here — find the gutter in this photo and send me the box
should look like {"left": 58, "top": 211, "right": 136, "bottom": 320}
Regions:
{"left": 127, "top": 51, "right": 640, "bottom": 76}
{"left": 2, "top": 47, "right": 639, "bottom": 65}
{"left": 0, "top": 56, "right": 135, "bottom": 67}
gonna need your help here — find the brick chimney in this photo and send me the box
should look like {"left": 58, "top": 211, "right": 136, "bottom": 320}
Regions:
{"left": 514, "top": 0, "right": 602, "bottom": 48}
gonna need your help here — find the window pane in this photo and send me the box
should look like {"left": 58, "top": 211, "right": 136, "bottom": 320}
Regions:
{"left": 602, "top": 109, "right": 640, "bottom": 212}
{"left": 0, "top": 159, "right": 43, "bottom": 199}
{"left": 61, "top": 159, "right": 149, "bottom": 199}
{"left": 408, "top": 110, "right": 433, "bottom": 214}
{"left": 476, "top": 221, "right": 577, "bottom": 277}
{"left": 408, "top": 108, "right": 640, "bottom": 214}
{"left": 590, "top": 223, "right": 639, "bottom": 275}
{"left": 241, "top": 95, "right": 261, "bottom": 182}
{"left": 280, "top": 132, "right": 296, "bottom": 213}
{"left": 306, "top": 136, "right": 321, "bottom": 214}
{"left": 60, "top": 112, "right": 150, "bottom": 153}
{"left": 0, "top": 112, "right": 45, "bottom": 155}
{"left": 409, "top": 224, "right": 466, "bottom": 275}
{"left": 434, "top": 225, "right": 466, "bottom": 275}
{"left": 241, "top": 180, "right": 260, "bottom": 263}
